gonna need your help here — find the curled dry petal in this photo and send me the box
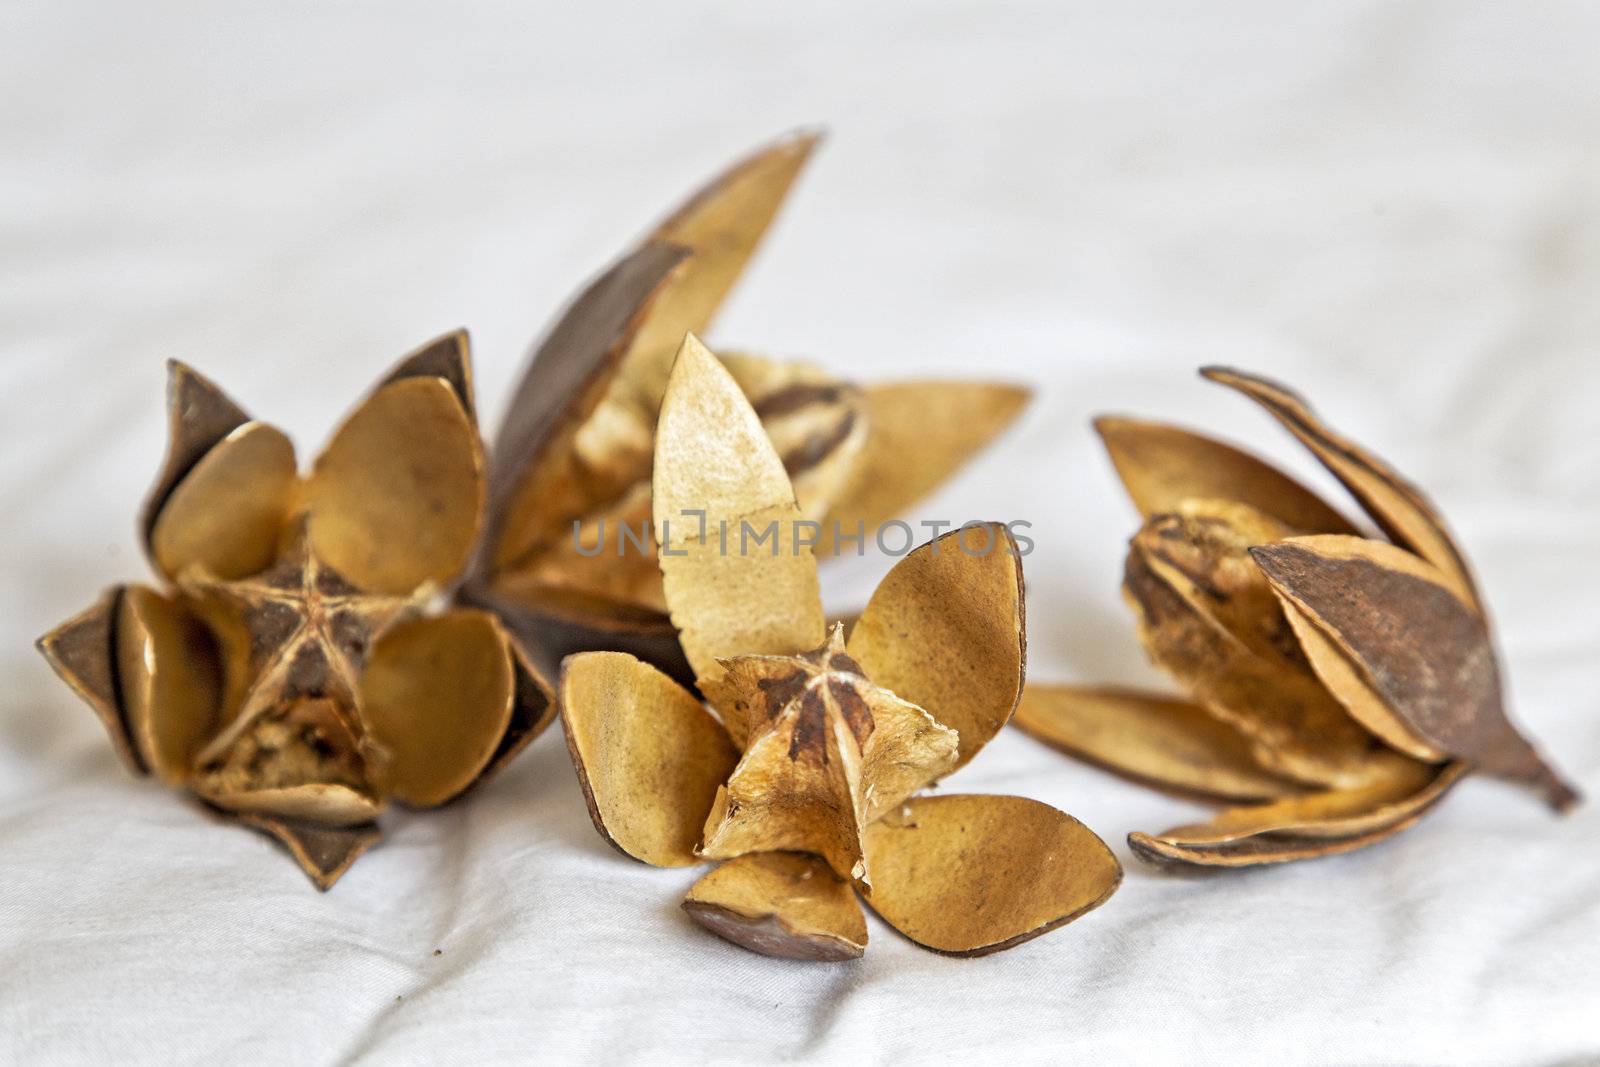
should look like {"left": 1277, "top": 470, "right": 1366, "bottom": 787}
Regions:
{"left": 1094, "top": 415, "right": 1357, "bottom": 535}
{"left": 117, "top": 585, "right": 223, "bottom": 785}
{"left": 1252, "top": 535, "right": 1580, "bottom": 811}
{"left": 1202, "top": 366, "right": 1480, "bottom": 608}
{"left": 36, "top": 587, "right": 144, "bottom": 774}
{"left": 358, "top": 610, "right": 534, "bottom": 808}
{"left": 559, "top": 651, "right": 737, "bottom": 867}
{"left": 1128, "top": 809, "right": 1434, "bottom": 870}
{"left": 149, "top": 422, "right": 297, "bottom": 581}
{"left": 817, "top": 382, "right": 1030, "bottom": 557}
{"left": 682, "top": 852, "right": 867, "bottom": 962}
{"left": 140, "top": 361, "right": 252, "bottom": 564}
{"left": 1014, "top": 684, "right": 1303, "bottom": 802}
{"left": 653, "top": 334, "right": 826, "bottom": 683}
{"left": 847, "top": 523, "right": 1026, "bottom": 772}
{"left": 307, "top": 372, "right": 485, "bottom": 596}
{"left": 233, "top": 813, "right": 381, "bottom": 891}
{"left": 861, "top": 794, "right": 1121, "bottom": 956}
{"left": 201, "top": 782, "right": 384, "bottom": 827}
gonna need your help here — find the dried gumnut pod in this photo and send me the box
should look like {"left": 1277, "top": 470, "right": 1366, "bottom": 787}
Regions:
{"left": 559, "top": 651, "right": 737, "bottom": 867}
{"left": 861, "top": 795, "right": 1122, "bottom": 956}
{"left": 1013, "top": 685, "right": 1303, "bottom": 802}
{"left": 1253, "top": 535, "right": 1580, "bottom": 810}
{"left": 682, "top": 852, "right": 867, "bottom": 962}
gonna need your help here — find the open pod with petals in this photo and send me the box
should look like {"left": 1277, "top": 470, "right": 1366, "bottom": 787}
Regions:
{"left": 557, "top": 335, "right": 1120, "bottom": 959}
{"left": 37, "top": 336, "right": 555, "bottom": 889}
{"left": 462, "top": 130, "right": 1030, "bottom": 682}
{"left": 1016, "top": 367, "right": 1579, "bottom": 870}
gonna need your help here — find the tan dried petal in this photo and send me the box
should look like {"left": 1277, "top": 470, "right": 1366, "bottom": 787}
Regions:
{"left": 682, "top": 852, "right": 867, "bottom": 962}
{"left": 861, "top": 794, "right": 1121, "bottom": 957}
{"left": 653, "top": 334, "right": 826, "bottom": 683}
{"left": 1125, "top": 500, "right": 1385, "bottom": 787}
{"left": 201, "top": 781, "right": 384, "bottom": 827}
{"left": 36, "top": 587, "right": 144, "bottom": 775}
{"left": 1253, "top": 535, "right": 1580, "bottom": 810}
{"left": 149, "top": 421, "right": 297, "bottom": 581}
{"left": 847, "top": 523, "right": 1025, "bottom": 772}
{"left": 358, "top": 610, "right": 520, "bottom": 808}
{"left": 307, "top": 375, "right": 485, "bottom": 595}
{"left": 232, "top": 813, "right": 380, "bottom": 891}
{"left": 1202, "top": 366, "right": 1479, "bottom": 608}
{"left": 1013, "top": 684, "right": 1302, "bottom": 802}
{"left": 141, "top": 361, "right": 252, "bottom": 561}
{"left": 117, "top": 585, "right": 223, "bottom": 785}
{"left": 1094, "top": 415, "right": 1358, "bottom": 534}
{"left": 383, "top": 329, "right": 476, "bottom": 418}
{"left": 559, "top": 651, "right": 737, "bottom": 867}
{"left": 1127, "top": 810, "right": 1433, "bottom": 869}
{"left": 817, "top": 382, "right": 1030, "bottom": 556}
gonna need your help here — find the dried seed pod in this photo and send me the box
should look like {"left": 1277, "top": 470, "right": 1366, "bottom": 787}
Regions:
{"left": 1013, "top": 685, "right": 1302, "bottom": 802}
{"left": 861, "top": 795, "right": 1122, "bottom": 956}
{"left": 683, "top": 852, "right": 867, "bottom": 961}
{"left": 38, "top": 334, "right": 556, "bottom": 889}
{"left": 1253, "top": 536, "right": 1579, "bottom": 810}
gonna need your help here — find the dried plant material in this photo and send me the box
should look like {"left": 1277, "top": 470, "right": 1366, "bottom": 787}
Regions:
{"left": 560, "top": 651, "right": 738, "bottom": 866}
{"left": 1013, "top": 684, "right": 1302, "bottom": 802}
{"left": 847, "top": 523, "right": 1025, "bottom": 772}
{"left": 1202, "top": 366, "right": 1479, "bottom": 607}
{"left": 1048, "top": 366, "right": 1581, "bottom": 870}
{"left": 816, "top": 382, "right": 1030, "bottom": 555}
{"left": 149, "top": 422, "right": 297, "bottom": 581}
{"left": 682, "top": 851, "right": 867, "bottom": 961}
{"left": 653, "top": 334, "right": 826, "bottom": 682}
{"left": 1253, "top": 536, "right": 1579, "bottom": 810}
{"left": 1094, "top": 416, "right": 1357, "bottom": 535}
{"left": 234, "top": 814, "right": 381, "bottom": 891}
{"left": 38, "top": 336, "right": 555, "bottom": 888}
{"left": 860, "top": 795, "right": 1122, "bottom": 957}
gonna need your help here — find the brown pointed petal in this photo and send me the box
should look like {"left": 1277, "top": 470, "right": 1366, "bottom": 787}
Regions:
{"left": 307, "top": 376, "right": 485, "bottom": 594}
{"left": 37, "top": 587, "right": 145, "bottom": 775}
{"left": 1013, "top": 684, "right": 1302, "bottom": 802}
{"left": 1251, "top": 535, "right": 1579, "bottom": 810}
{"left": 559, "top": 652, "right": 737, "bottom": 867}
{"left": 847, "top": 523, "right": 1025, "bottom": 771}
{"left": 818, "top": 382, "right": 1030, "bottom": 556}
{"left": 384, "top": 328, "right": 475, "bottom": 418}
{"left": 862, "top": 795, "right": 1121, "bottom": 956}
{"left": 201, "top": 783, "right": 384, "bottom": 827}
{"left": 149, "top": 422, "right": 297, "bottom": 581}
{"left": 233, "top": 813, "right": 380, "bottom": 891}
{"left": 1128, "top": 810, "right": 1431, "bottom": 869}
{"left": 358, "top": 610, "right": 515, "bottom": 807}
{"left": 682, "top": 852, "right": 867, "bottom": 961}
{"left": 468, "top": 637, "right": 557, "bottom": 791}
{"left": 653, "top": 334, "right": 826, "bottom": 682}
{"left": 1093, "top": 416, "right": 1357, "bottom": 534}
{"left": 1202, "top": 366, "right": 1479, "bottom": 607}
{"left": 117, "top": 586, "right": 223, "bottom": 784}
{"left": 141, "top": 361, "right": 252, "bottom": 557}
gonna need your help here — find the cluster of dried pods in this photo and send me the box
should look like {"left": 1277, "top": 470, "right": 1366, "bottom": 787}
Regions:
{"left": 36, "top": 129, "right": 1581, "bottom": 960}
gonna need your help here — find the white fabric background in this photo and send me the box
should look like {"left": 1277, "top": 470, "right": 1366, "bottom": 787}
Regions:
{"left": 2, "top": 3, "right": 1597, "bottom": 1063}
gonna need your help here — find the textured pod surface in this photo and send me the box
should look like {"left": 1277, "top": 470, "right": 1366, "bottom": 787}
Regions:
{"left": 682, "top": 852, "right": 867, "bottom": 961}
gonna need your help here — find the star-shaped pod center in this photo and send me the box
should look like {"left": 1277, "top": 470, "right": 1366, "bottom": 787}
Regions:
{"left": 698, "top": 625, "right": 959, "bottom": 884}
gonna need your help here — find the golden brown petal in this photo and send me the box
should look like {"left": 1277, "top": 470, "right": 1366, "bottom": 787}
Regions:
{"left": 117, "top": 585, "right": 223, "bottom": 785}
{"left": 383, "top": 328, "right": 476, "bottom": 418}
{"left": 817, "top": 382, "right": 1030, "bottom": 557}
{"left": 861, "top": 794, "right": 1121, "bottom": 957}
{"left": 470, "top": 637, "right": 557, "bottom": 791}
{"left": 1094, "top": 415, "right": 1358, "bottom": 534}
{"left": 1253, "top": 535, "right": 1580, "bottom": 811}
{"left": 232, "top": 813, "right": 381, "bottom": 891}
{"left": 682, "top": 852, "right": 867, "bottom": 961}
{"left": 653, "top": 334, "right": 826, "bottom": 683}
{"left": 306, "top": 375, "right": 485, "bottom": 595}
{"left": 1013, "top": 684, "right": 1302, "bottom": 802}
{"left": 1127, "top": 811, "right": 1431, "bottom": 869}
{"left": 140, "top": 361, "right": 252, "bottom": 560}
{"left": 1125, "top": 501, "right": 1385, "bottom": 788}
{"left": 37, "top": 587, "right": 145, "bottom": 774}
{"left": 149, "top": 422, "right": 297, "bottom": 581}
{"left": 1202, "top": 366, "right": 1479, "bottom": 608}
{"left": 201, "top": 782, "right": 384, "bottom": 827}
{"left": 847, "top": 523, "right": 1025, "bottom": 772}
{"left": 558, "top": 651, "right": 737, "bottom": 867}
{"left": 358, "top": 610, "right": 517, "bottom": 808}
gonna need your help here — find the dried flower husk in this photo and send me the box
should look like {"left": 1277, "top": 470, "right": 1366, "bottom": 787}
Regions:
{"left": 37, "top": 335, "right": 555, "bottom": 889}
{"left": 464, "top": 131, "right": 1029, "bottom": 680}
{"left": 557, "top": 336, "right": 1119, "bottom": 959}
{"left": 1030, "top": 368, "right": 1579, "bottom": 870}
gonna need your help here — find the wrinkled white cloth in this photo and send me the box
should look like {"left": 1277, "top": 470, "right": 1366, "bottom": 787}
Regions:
{"left": 2, "top": 3, "right": 1597, "bottom": 1063}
